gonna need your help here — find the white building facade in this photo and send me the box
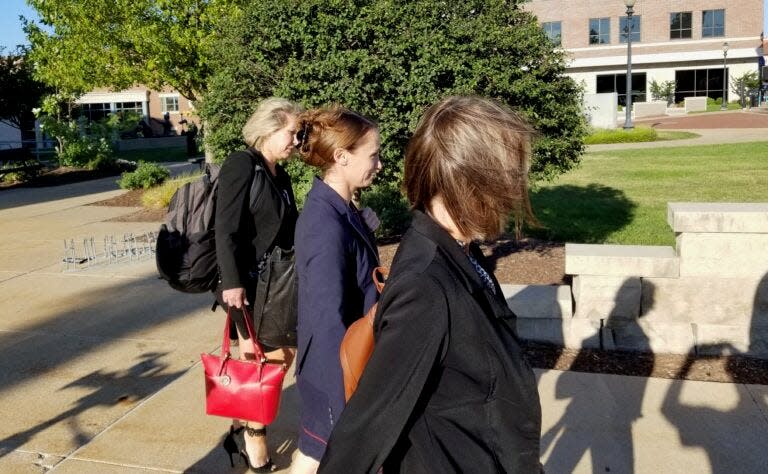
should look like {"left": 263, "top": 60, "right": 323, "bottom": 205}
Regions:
{"left": 526, "top": 0, "right": 765, "bottom": 105}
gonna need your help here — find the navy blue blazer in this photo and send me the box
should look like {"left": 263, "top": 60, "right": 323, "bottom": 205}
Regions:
{"left": 295, "top": 177, "right": 380, "bottom": 439}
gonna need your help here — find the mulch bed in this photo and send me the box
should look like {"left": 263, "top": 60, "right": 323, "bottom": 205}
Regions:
{"left": 42, "top": 170, "right": 768, "bottom": 385}
{"left": 0, "top": 166, "right": 123, "bottom": 189}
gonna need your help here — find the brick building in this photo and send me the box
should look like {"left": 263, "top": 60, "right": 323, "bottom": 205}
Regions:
{"left": 526, "top": 0, "right": 765, "bottom": 104}
{"left": 74, "top": 86, "right": 197, "bottom": 137}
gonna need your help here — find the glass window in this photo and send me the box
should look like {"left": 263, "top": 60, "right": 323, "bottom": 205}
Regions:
{"left": 674, "top": 68, "right": 727, "bottom": 103}
{"left": 161, "top": 96, "right": 180, "bottom": 113}
{"left": 595, "top": 73, "right": 647, "bottom": 106}
{"left": 589, "top": 18, "right": 610, "bottom": 45}
{"left": 115, "top": 101, "right": 143, "bottom": 115}
{"left": 702, "top": 9, "right": 725, "bottom": 37}
{"left": 620, "top": 15, "right": 641, "bottom": 43}
{"left": 542, "top": 21, "right": 562, "bottom": 46}
{"left": 78, "top": 103, "right": 111, "bottom": 122}
{"left": 670, "top": 12, "right": 692, "bottom": 39}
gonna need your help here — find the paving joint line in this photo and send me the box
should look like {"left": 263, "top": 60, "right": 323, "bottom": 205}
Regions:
{"left": 50, "top": 359, "right": 205, "bottom": 473}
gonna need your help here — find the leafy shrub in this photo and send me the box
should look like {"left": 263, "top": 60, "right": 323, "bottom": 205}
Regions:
{"left": 201, "top": 0, "right": 588, "bottom": 192}
{"left": 649, "top": 79, "right": 676, "bottom": 105}
{"left": 118, "top": 161, "right": 170, "bottom": 190}
{"left": 584, "top": 127, "right": 658, "bottom": 145}
{"left": 141, "top": 172, "right": 201, "bottom": 209}
{"left": 361, "top": 183, "right": 412, "bottom": 239}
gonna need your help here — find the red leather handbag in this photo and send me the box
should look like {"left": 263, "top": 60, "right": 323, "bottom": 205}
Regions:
{"left": 201, "top": 307, "right": 287, "bottom": 424}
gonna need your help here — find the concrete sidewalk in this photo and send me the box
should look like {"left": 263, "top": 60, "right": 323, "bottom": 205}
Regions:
{"left": 0, "top": 178, "right": 766, "bottom": 473}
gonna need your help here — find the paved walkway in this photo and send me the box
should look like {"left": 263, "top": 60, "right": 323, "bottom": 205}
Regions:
{"left": 589, "top": 110, "right": 768, "bottom": 152}
{"left": 0, "top": 177, "right": 766, "bottom": 472}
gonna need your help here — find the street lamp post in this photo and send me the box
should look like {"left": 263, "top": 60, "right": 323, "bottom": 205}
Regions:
{"left": 721, "top": 42, "right": 729, "bottom": 111}
{"left": 623, "top": 0, "right": 636, "bottom": 129}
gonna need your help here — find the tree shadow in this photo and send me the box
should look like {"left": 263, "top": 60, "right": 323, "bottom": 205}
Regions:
{"left": 543, "top": 279, "right": 652, "bottom": 473}
{"left": 0, "top": 176, "right": 121, "bottom": 210}
{"left": 0, "top": 275, "right": 214, "bottom": 456}
{"left": 528, "top": 184, "right": 637, "bottom": 244}
{"left": 661, "top": 272, "right": 768, "bottom": 472}
{"left": 0, "top": 351, "right": 184, "bottom": 457}
{"left": 184, "top": 384, "right": 300, "bottom": 473}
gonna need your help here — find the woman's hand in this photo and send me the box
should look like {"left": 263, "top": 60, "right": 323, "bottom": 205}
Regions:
{"left": 222, "top": 287, "right": 248, "bottom": 309}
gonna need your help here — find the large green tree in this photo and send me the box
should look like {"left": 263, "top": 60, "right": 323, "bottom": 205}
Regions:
{"left": 202, "top": 0, "right": 587, "bottom": 185}
{"left": 24, "top": 0, "right": 242, "bottom": 104}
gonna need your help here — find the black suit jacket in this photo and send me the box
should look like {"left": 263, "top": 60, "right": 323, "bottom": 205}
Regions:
{"left": 319, "top": 210, "right": 542, "bottom": 473}
{"left": 215, "top": 148, "right": 297, "bottom": 290}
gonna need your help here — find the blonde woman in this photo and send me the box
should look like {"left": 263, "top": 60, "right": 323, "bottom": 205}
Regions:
{"left": 215, "top": 97, "right": 302, "bottom": 472}
{"left": 320, "top": 96, "right": 543, "bottom": 473}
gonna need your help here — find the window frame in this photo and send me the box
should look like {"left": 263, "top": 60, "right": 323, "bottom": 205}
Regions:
{"left": 670, "top": 11, "right": 693, "bottom": 40}
{"left": 542, "top": 21, "right": 562, "bottom": 46}
{"left": 619, "top": 15, "right": 641, "bottom": 43}
{"left": 160, "top": 95, "right": 180, "bottom": 114}
{"left": 702, "top": 9, "right": 725, "bottom": 38}
{"left": 588, "top": 17, "right": 611, "bottom": 45}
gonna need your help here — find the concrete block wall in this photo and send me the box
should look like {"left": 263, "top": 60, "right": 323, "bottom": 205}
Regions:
{"left": 633, "top": 101, "right": 667, "bottom": 119}
{"left": 684, "top": 97, "right": 707, "bottom": 113}
{"left": 505, "top": 203, "right": 768, "bottom": 359}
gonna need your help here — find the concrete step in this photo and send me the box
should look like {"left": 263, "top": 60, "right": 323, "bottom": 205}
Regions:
{"left": 565, "top": 243, "right": 679, "bottom": 278}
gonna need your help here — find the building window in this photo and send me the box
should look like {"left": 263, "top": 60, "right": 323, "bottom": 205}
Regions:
{"left": 702, "top": 9, "right": 725, "bottom": 37}
{"left": 115, "top": 101, "right": 143, "bottom": 116}
{"left": 589, "top": 18, "right": 610, "bottom": 45}
{"left": 674, "top": 68, "right": 727, "bottom": 103}
{"left": 542, "top": 21, "right": 562, "bottom": 46}
{"left": 670, "top": 12, "right": 692, "bottom": 39}
{"left": 620, "top": 15, "right": 640, "bottom": 43}
{"left": 78, "top": 103, "right": 111, "bottom": 122}
{"left": 596, "top": 73, "right": 647, "bottom": 106}
{"left": 161, "top": 95, "right": 180, "bottom": 113}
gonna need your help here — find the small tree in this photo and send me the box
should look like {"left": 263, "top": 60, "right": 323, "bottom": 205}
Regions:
{"left": 649, "top": 79, "right": 676, "bottom": 105}
{"left": 730, "top": 71, "right": 760, "bottom": 108}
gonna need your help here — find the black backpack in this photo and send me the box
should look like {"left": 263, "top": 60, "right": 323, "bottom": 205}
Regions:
{"left": 156, "top": 163, "right": 221, "bottom": 293}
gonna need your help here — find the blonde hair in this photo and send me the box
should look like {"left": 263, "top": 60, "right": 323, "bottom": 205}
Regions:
{"left": 296, "top": 106, "right": 377, "bottom": 172}
{"left": 242, "top": 97, "right": 303, "bottom": 148}
{"left": 404, "top": 96, "right": 537, "bottom": 240}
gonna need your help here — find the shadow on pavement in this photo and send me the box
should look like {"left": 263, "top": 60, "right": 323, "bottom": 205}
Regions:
{"left": 661, "top": 272, "right": 768, "bottom": 472}
{"left": 0, "top": 275, "right": 212, "bottom": 456}
{"left": 543, "top": 280, "right": 651, "bottom": 473}
{"left": 184, "top": 384, "right": 300, "bottom": 473}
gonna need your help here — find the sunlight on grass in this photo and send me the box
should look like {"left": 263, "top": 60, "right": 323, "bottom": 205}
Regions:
{"left": 141, "top": 172, "right": 201, "bottom": 209}
{"left": 530, "top": 141, "right": 768, "bottom": 246}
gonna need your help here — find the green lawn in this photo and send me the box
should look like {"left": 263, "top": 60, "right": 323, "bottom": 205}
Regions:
{"left": 115, "top": 147, "right": 189, "bottom": 163}
{"left": 528, "top": 141, "right": 768, "bottom": 246}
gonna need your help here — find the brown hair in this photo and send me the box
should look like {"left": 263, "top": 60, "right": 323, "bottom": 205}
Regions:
{"left": 404, "top": 96, "right": 537, "bottom": 240}
{"left": 296, "top": 106, "right": 377, "bottom": 172}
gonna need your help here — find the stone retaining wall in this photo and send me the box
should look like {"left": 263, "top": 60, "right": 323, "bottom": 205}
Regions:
{"left": 504, "top": 203, "right": 768, "bottom": 358}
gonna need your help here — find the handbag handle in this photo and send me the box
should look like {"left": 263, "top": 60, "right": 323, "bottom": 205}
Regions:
{"left": 372, "top": 267, "right": 388, "bottom": 293}
{"left": 221, "top": 306, "right": 267, "bottom": 362}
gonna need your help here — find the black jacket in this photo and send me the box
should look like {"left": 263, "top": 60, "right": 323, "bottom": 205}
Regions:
{"left": 319, "top": 210, "right": 541, "bottom": 473}
{"left": 215, "top": 148, "right": 297, "bottom": 290}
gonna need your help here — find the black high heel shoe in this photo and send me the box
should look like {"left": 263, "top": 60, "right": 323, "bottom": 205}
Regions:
{"left": 240, "top": 425, "right": 276, "bottom": 473}
{"left": 222, "top": 425, "right": 244, "bottom": 467}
